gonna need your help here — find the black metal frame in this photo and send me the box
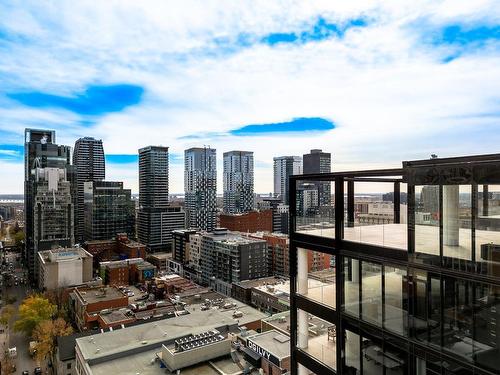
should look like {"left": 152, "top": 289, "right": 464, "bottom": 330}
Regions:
{"left": 289, "top": 153, "right": 500, "bottom": 375}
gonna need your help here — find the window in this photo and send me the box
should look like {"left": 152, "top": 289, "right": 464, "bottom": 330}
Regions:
{"left": 414, "top": 185, "right": 440, "bottom": 263}
{"left": 297, "top": 248, "right": 335, "bottom": 308}
{"left": 67, "top": 363, "right": 71, "bottom": 369}
{"left": 343, "top": 257, "right": 360, "bottom": 318}
{"left": 361, "top": 261, "right": 382, "bottom": 326}
{"left": 475, "top": 184, "right": 500, "bottom": 277}
{"left": 295, "top": 179, "right": 335, "bottom": 238}
{"left": 442, "top": 185, "right": 471, "bottom": 261}
{"left": 384, "top": 266, "right": 408, "bottom": 336}
{"left": 297, "top": 309, "right": 336, "bottom": 370}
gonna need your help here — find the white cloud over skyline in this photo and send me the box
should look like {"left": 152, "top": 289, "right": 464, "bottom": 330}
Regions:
{"left": 0, "top": 1, "right": 500, "bottom": 193}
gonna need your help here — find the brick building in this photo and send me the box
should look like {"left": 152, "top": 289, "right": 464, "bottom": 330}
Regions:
{"left": 70, "top": 285, "right": 129, "bottom": 331}
{"left": 84, "top": 233, "right": 146, "bottom": 264}
{"left": 219, "top": 210, "right": 273, "bottom": 233}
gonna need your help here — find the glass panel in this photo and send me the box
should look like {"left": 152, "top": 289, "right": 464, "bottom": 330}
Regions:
{"left": 362, "top": 336, "right": 383, "bottom": 375}
{"left": 297, "top": 309, "right": 336, "bottom": 370}
{"left": 361, "top": 261, "right": 382, "bottom": 326}
{"left": 295, "top": 179, "right": 335, "bottom": 238}
{"left": 474, "top": 282, "right": 500, "bottom": 372}
{"left": 412, "top": 270, "right": 441, "bottom": 346}
{"left": 443, "top": 277, "right": 473, "bottom": 361}
{"left": 442, "top": 185, "right": 471, "bottom": 261}
{"left": 344, "top": 181, "right": 407, "bottom": 250}
{"left": 415, "top": 185, "right": 440, "bottom": 263}
{"left": 384, "top": 266, "right": 408, "bottom": 336}
{"left": 345, "top": 330, "right": 360, "bottom": 374}
{"left": 475, "top": 184, "right": 500, "bottom": 278}
{"left": 343, "top": 257, "right": 360, "bottom": 318}
{"left": 297, "top": 248, "right": 335, "bottom": 308}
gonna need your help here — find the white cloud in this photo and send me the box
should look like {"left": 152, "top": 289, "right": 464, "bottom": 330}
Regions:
{"left": 1, "top": 1, "right": 500, "bottom": 193}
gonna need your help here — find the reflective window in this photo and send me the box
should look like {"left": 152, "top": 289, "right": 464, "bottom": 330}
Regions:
{"left": 295, "top": 179, "right": 335, "bottom": 238}
{"left": 442, "top": 277, "right": 473, "bottom": 360}
{"left": 474, "top": 282, "right": 499, "bottom": 373}
{"left": 344, "top": 181, "right": 407, "bottom": 250}
{"left": 475, "top": 184, "right": 500, "bottom": 278}
{"left": 343, "top": 258, "right": 360, "bottom": 317}
{"left": 412, "top": 270, "right": 441, "bottom": 347}
{"left": 297, "top": 248, "right": 335, "bottom": 308}
{"left": 442, "top": 185, "right": 472, "bottom": 261}
{"left": 415, "top": 185, "right": 440, "bottom": 263}
{"left": 297, "top": 309, "right": 336, "bottom": 370}
{"left": 384, "top": 266, "right": 408, "bottom": 336}
{"left": 361, "top": 261, "right": 382, "bottom": 326}
{"left": 345, "top": 330, "right": 360, "bottom": 374}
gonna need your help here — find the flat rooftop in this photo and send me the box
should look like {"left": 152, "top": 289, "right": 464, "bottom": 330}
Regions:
{"left": 234, "top": 276, "right": 286, "bottom": 290}
{"left": 77, "top": 309, "right": 238, "bottom": 362}
{"left": 248, "top": 329, "right": 290, "bottom": 360}
{"left": 76, "top": 286, "right": 126, "bottom": 304}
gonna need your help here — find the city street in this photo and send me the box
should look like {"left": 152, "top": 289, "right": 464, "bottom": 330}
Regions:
{"left": 1, "top": 252, "right": 37, "bottom": 374}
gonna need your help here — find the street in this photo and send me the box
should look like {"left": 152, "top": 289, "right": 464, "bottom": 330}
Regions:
{"left": 1, "top": 252, "right": 37, "bottom": 374}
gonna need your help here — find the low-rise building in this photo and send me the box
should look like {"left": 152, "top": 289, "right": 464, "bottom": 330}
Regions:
{"left": 244, "top": 330, "right": 291, "bottom": 375}
{"left": 147, "top": 252, "right": 171, "bottom": 272}
{"left": 70, "top": 285, "right": 129, "bottom": 331}
{"left": 37, "top": 247, "right": 93, "bottom": 290}
{"left": 74, "top": 308, "right": 263, "bottom": 374}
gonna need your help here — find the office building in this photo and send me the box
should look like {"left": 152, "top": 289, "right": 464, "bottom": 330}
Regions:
{"left": 37, "top": 247, "right": 93, "bottom": 290}
{"left": 73, "top": 137, "right": 105, "bottom": 243}
{"left": 184, "top": 147, "right": 217, "bottom": 231}
{"left": 303, "top": 149, "right": 332, "bottom": 206}
{"left": 289, "top": 153, "right": 500, "bottom": 375}
{"left": 223, "top": 150, "right": 254, "bottom": 213}
{"left": 273, "top": 156, "right": 302, "bottom": 205}
{"left": 259, "top": 197, "right": 290, "bottom": 234}
{"left": 32, "top": 167, "right": 74, "bottom": 282}
{"left": 137, "top": 146, "right": 185, "bottom": 252}
{"left": 83, "top": 181, "right": 135, "bottom": 241}
{"left": 24, "top": 128, "right": 72, "bottom": 278}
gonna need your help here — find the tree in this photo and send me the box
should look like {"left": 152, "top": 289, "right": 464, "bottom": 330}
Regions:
{"left": 13, "top": 230, "right": 24, "bottom": 248}
{"left": 33, "top": 318, "right": 73, "bottom": 363}
{"left": 0, "top": 305, "right": 15, "bottom": 326}
{"left": 0, "top": 352, "right": 15, "bottom": 375}
{"left": 14, "top": 295, "right": 56, "bottom": 337}
{"left": 44, "top": 287, "right": 69, "bottom": 320}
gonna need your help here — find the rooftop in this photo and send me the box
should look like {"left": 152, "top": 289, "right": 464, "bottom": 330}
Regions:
{"left": 247, "top": 329, "right": 290, "bottom": 360}
{"left": 74, "top": 286, "right": 126, "bottom": 305}
{"left": 234, "top": 276, "right": 286, "bottom": 290}
{"left": 76, "top": 309, "right": 238, "bottom": 361}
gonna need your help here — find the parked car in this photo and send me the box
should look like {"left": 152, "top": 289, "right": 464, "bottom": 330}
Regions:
{"left": 22, "top": 371, "right": 29, "bottom": 375}
{"left": 34, "top": 367, "right": 42, "bottom": 375}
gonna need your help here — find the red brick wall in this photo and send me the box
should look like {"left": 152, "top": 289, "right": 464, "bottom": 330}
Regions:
{"left": 219, "top": 210, "right": 273, "bottom": 233}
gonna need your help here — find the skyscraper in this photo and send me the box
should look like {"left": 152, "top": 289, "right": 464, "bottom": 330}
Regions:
{"left": 303, "top": 149, "right": 331, "bottom": 206}
{"left": 73, "top": 137, "right": 105, "bottom": 243}
{"left": 137, "top": 146, "right": 185, "bottom": 252}
{"left": 184, "top": 147, "right": 217, "bottom": 231}
{"left": 273, "top": 156, "right": 302, "bottom": 205}
{"left": 24, "top": 129, "right": 73, "bottom": 278}
{"left": 223, "top": 150, "right": 254, "bottom": 214}
{"left": 83, "top": 181, "right": 135, "bottom": 241}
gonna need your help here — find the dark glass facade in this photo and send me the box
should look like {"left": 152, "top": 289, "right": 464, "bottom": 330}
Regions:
{"left": 289, "top": 154, "right": 500, "bottom": 375}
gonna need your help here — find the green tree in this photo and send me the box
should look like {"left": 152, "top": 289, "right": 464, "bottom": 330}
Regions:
{"left": 13, "top": 230, "right": 24, "bottom": 248}
{"left": 14, "top": 295, "right": 56, "bottom": 337}
{"left": 33, "top": 318, "right": 73, "bottom": 363}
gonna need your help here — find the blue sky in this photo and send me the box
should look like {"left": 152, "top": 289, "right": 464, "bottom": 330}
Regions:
{"left": 1, "top": 1, "right": 500, "bottom": 193}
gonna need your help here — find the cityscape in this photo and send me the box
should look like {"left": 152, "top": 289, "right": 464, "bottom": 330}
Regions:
{"left": 1, "top": 2, "right": 500, "bottom": 375}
